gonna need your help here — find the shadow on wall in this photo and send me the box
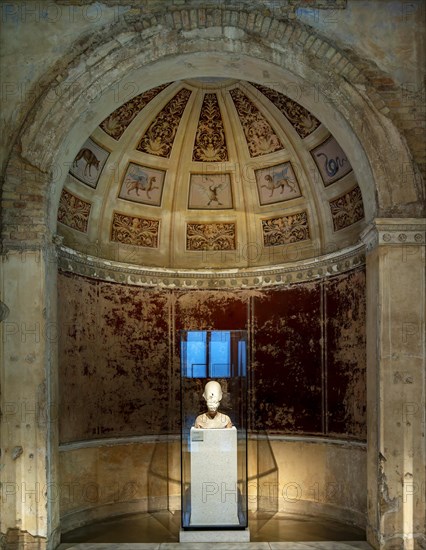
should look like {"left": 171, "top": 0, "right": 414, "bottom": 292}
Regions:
{"left": 148, "top": 438, "right": 180, "bottom": 514}
{"left": 249, "top": 434, "right": 279, "bottom": 525}
{"left": 145, "top": 431, "right": 281, "bottom": 519}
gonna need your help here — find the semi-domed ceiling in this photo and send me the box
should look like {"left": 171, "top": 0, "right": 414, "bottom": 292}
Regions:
{"left": 57, "top": 78, "right": 365, "bottom": 269}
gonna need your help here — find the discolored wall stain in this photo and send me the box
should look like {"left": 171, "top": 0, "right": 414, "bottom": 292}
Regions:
{"left": 325, "top": 269, "right": 366, "bottom": 439}
{"left": 58, "top": 273, "right": 172, "bottom": 442}
{"left": 58, "top": 269, "right": 366, "bottom": 443}
{"left": 253, "top": 283, "right": 323, "bottom": 434}
{"left": 174, "top": 289, "right": 250, "bottom": 331}
{"left": 174, "top": 289, "right": 253, "bottom": 432}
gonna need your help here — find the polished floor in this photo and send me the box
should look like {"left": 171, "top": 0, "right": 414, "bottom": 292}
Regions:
{"left": 58, "top": 511, "right": 373, "bottom": 549}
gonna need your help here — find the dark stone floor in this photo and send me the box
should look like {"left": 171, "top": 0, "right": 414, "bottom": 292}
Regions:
{"left": 59, "top": 510, "right": 371, "bottom": 549}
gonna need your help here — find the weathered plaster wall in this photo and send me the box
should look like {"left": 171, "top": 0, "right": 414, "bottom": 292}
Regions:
{"left": 58, "top": 439, "right": 181, "bottom": 532}
{"left": 58, "top": 268, "right": 366, "bottom": 442}
{"left": 252, "top": 270, "right": 366, "bottom": 438}
{"left": 1, "top": 248, "right": 60, "bottom": 548}
{"left": 58, "top": 437, "right": 366, "bottom": 533}
{"left": 58, "top": 279, "right": 172, "bottom": 441}
{"left": 253, "top": 283, "right": 323, "bottom": 434}
{"left": 268, "top": 438, "right": 367, "bottom": 526}
{"left": 0, "top": 2, "right": 120, "bottom": 169}
{"left": 56, "top": 263, "right": 367, "bottom": 535}
{"left": 297, "top": 0, "right": 425, "bottom": 87}
{"left": 326, "top": 274, "right": 366, "bottom": 437}
{"left": 1, "top": 0, "right": 425, "bottom": 183}
{"left": 363, "top": 221, "right": 426, "bottom": 550}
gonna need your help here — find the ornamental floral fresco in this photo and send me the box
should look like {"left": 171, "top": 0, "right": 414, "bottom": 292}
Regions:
{"left": 56, "top": 79, "right": 366, "bottom": 268}
{"left": 57, "top": 188, "right": 91, "bottom": 233}
{"left": 69, "top": 137, "right": 109, "bottom": 188}
{"left": 311, "top": 135, "right": 352, "bottom": 186}
{"left": 118, "top": 163, "right": 165, "bottom": 206}
{"left": 111, "top": 212, "right": 159, "bottom": 248}
{"left": 99, "top": 83, "right": 170, "bottom": 140}
{"left": 136, "top": 88, "right": 192, "bottom": 158}
{"left": 186, "top": 222, "right": 236, "bottom": 251}
{"left": 251, "top": 83, "right": 321, "bottom": 139}
{"left": 188, "top": 174, "right": 233, "bottom": 209}
{"left": 329, "top": 185, "right": 365, "bottom": 231}
{"left": 192, "top": 93, "right": 228, "bottom": 162}
{"left": 262, "top": 211, "right": 310, "bottom": 246}
{"left": 255, "top": 162, "right": 302, "bottom": 205}
{"left": 229, "top": 88, "right": 283, "bottom": 157}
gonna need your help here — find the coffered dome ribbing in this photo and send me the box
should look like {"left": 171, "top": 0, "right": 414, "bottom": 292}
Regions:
{"left": 57, "top": 79, "right": 365, "bottom": 269}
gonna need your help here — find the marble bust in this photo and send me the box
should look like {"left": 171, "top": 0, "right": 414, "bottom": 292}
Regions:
{"left": 194, "top": 380, "right": 233, "bottom": 429}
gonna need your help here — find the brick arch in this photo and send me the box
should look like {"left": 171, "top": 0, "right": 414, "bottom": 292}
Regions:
{"left": 2, "top": 6, "right": 423, "bottom": 248}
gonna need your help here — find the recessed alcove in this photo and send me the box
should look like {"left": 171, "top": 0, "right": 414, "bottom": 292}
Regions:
{"left": 57, "top": 262, "right": 366, "bottom": 538}
{"left": 54, "top": 73, "right": 371, "bottom": 542}
{"left": 1, "top": 3, "right": 424, "bottom": 548}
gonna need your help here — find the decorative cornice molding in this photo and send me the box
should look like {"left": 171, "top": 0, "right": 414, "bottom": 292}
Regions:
{"left": 59, "top": 432, "right": 363, "bottom": 453}
{"left": 59, "top": 434, "right": 178, "bottom": 452}
{"left": 361, "top": 218, "right": 425, "bottom": 252}
{"left": 57, "top": 242, "right": 365, "bottom": 288}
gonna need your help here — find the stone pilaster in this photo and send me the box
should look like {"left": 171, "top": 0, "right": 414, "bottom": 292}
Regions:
{"left": 0, "top": 242, "right": 60, "bottom": 550}
{"left": 362, "top": 219, "right": 425, "bottom": 550}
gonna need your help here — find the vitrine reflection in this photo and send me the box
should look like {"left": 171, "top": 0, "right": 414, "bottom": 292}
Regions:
{"left": 180, "top": 330, "right": 248, "bottom": 530}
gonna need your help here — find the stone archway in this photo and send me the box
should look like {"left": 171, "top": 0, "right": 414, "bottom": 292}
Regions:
{"left": 2, "top": 7, "right": 424, "bottom": 244}
{"left": 1, "top": 6, "right": 424, "bottom": 550}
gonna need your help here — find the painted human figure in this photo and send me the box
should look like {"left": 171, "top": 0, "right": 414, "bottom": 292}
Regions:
{"left": 194, "top": 380, "right": 233, "bottom": 429}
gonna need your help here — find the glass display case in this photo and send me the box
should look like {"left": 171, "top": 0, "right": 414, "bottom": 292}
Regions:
{"left": 180, "top": 330, "right": 248, "bottom": 530}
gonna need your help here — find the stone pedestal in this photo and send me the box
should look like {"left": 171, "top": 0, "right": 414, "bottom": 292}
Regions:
{"left": 179, "top": 527, "right": 250, "bottom": 542}
{"left": 189, "top": 426, "right": 239, "bottom": 526}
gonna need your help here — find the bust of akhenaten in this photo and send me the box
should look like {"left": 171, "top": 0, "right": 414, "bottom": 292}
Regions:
{"left": 194, "top": 380, "right": 233, "bottom": 429}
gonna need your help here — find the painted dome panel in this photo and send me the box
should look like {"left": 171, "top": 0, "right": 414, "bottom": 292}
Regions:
{"left": 58, "top": 79, "right": 366, "bottom": 270}
{"left": 100, "top": 83, "right": 170, "bottom": 140}
{"left": 229, "top": 87, "right": 284, "bottom": 157}
{"left": 136, "top": 88, "right": 192, "bottom": 158}
{"left": 192, "top": 93, "right": 228, "bottom": 162}
{"left": 251, "top": 83, "right": 321, "bottom": 138}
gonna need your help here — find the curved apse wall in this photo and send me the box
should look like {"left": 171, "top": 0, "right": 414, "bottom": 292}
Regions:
{"left": 57, "top": 267, "right": 366, "bottom": 532}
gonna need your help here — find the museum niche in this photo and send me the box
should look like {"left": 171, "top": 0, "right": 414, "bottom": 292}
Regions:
{"left": 56, "top": 76, "right": 369, "bottom": 537}
{"left": 180, "top": 330, "right": 248, "bottom": 532}
{"left": 2, "top": 3, "right": 425, "bottom": 547}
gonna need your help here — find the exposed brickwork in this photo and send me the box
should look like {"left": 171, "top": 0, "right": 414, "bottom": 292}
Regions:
{"left": 1, "top": 147, "right": 50, "bottom": 248}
